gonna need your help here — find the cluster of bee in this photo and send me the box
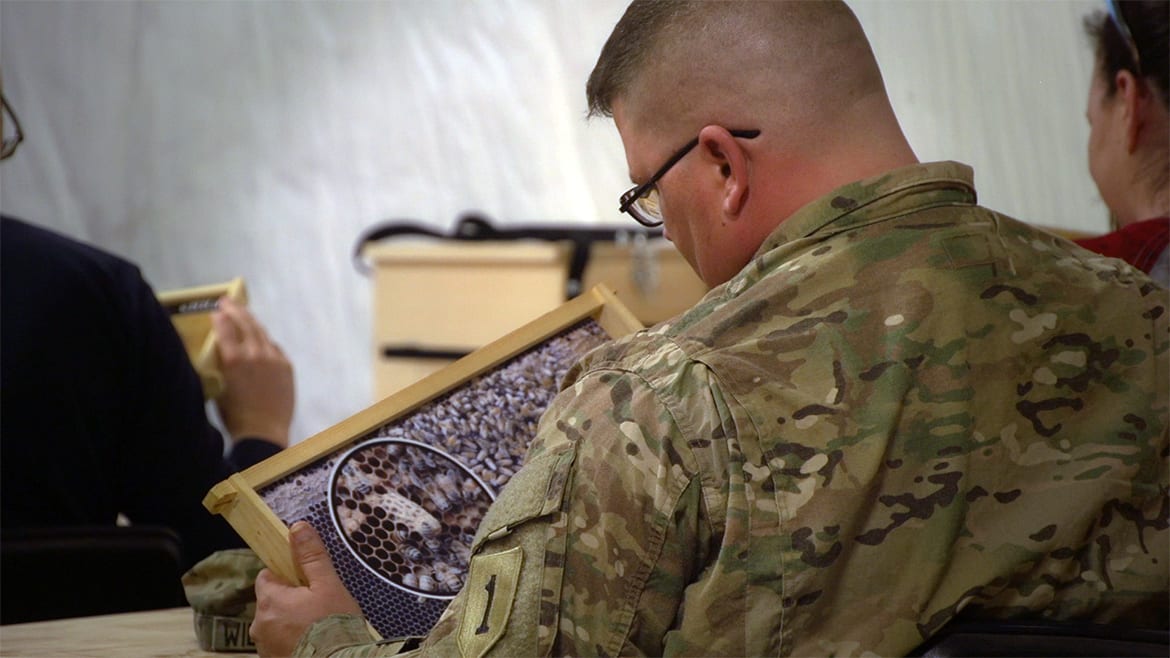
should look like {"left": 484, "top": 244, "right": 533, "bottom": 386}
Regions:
{"left": 371, "top": 320, "right": 608, "bottom": 491}
{"left": 331, "top": 440, "right": 492, "bottom": 596}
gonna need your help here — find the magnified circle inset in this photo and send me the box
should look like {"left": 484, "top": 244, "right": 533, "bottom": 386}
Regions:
{"left": 329, "top": 439, "right": 496, "bottom": 599}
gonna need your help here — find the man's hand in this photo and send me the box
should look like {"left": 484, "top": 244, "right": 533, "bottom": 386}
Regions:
{"left": 252, "top": 521, "right": 365, "bottom": 657}
{"left": 212, "top": 296, "right": 295, "bottom": 446}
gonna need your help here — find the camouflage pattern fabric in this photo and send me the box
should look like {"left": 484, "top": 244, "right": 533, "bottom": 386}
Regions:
{"left": 183, "top": 548, "right": 264, "bottom": 652}
{"left": 298, "top": 161, "right": 1169, "bottom": 657}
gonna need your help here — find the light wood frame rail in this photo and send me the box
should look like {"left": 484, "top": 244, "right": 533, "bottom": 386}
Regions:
{"left": 157, "top": 277, "right": 247, "bottom": 399}
{"left": 203, "top": 284, "right": 642, "bottom": 585}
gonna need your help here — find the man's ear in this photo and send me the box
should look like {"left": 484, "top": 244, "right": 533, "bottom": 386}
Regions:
{"left": 1114, "top": 69, "right": 1147, "bottom": 153}
{"left": 697, "top": 125, "right": 750, "bottom": 218}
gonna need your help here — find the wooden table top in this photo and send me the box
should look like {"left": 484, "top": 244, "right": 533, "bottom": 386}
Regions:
{"left": 0, "top": 607, "right": 257, "bottom": 658}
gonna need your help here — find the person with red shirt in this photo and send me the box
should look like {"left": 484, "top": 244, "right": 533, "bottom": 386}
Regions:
{"left": 1078, "top": 0, "right": 1168, "bottom": 285}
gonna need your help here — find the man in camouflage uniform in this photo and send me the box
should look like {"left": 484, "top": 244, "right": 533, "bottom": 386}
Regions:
{"left": 252, "top": 1, "right": 1168, "bottom": 655}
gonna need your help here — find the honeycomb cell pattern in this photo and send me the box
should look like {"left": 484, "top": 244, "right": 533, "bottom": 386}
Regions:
{"left": 259, "top": 319, "right": 609, "bottom": 638}
{"left": 330, "top": 439, "right": 494, "bottom": 597}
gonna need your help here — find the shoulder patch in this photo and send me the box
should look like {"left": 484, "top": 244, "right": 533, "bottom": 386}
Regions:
{"left": 458, "top": 546, "right": 524, "bottom": 658}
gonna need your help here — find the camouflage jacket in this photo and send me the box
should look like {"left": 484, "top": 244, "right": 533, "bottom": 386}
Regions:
{"left": 297, "top": 161, "right": 1169, "bottom": 657}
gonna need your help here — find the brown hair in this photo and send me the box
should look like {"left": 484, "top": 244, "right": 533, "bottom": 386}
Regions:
{"left": 585, "top": 0, "right": 880, "bottom": 136}
{"left": 1084, "top": 0, "right": 1169, "bottom": 108}
{"left": 585, "top": 0, "right": 695, "bottom": 119}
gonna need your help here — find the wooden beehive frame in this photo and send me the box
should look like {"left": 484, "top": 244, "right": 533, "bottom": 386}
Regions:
{"left": 203, "top": 284, "right": 642, "bottom": 584}
{"left": 157, "top": 277, "right": 248, "bottom": 399}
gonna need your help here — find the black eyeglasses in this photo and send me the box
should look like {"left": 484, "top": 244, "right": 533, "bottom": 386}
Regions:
{"left": 619, "top": 128, "right": 760, "bottom": 227}
{"left": 0, "top": 93, "right": 24, "bottom": 161}
{"left": 1107, "top": 0, "right": 1142, "bottom": 76}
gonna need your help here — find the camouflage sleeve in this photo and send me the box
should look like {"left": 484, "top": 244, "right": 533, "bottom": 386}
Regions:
{"left": 293, "top": 615, "right": 404, "bottom": 657}
{"left": 388, "top": 359, "right": 711, "bottom": 657}
{"left": 297, "top": 347, "right": 721, "bottom": 657}
{"left": 533, "top": 363, "right": 713, "bottom": 656}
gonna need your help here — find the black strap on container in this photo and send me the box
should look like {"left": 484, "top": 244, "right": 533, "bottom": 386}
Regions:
{"left": 380, "top": 345, "right": 474, "bottom": 360}
{"left": 352, "top": 213, "right": 662, "bottom": 299}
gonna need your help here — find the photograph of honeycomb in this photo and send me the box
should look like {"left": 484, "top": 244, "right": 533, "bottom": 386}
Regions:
{"left": 205, "top": 285, "right": 644, "bottom": 639}
{"left": 330, "top": 439, "right": 493, "bottom": 598}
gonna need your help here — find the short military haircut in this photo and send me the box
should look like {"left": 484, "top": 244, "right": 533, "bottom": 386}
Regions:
{"left": 585, "top": 0, "right": 881, "bottom": 138}
{"left": 586, "top": 0, "right": 696, "bottom": 119}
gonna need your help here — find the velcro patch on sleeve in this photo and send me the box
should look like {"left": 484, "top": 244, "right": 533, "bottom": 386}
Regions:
{"left": 457, "top": 546, "right": 524, "bottom": 658}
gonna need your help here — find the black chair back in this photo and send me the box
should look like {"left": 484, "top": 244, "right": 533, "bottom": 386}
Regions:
{"left": 0, "top": 525, "right": 188, "bottom": 624}
{"left": 912, "top": 620, "right": 1170, "bottom": 657}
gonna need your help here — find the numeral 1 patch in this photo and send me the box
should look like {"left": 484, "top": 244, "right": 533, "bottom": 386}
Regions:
{"left": 458, "top": 546, "right": 523, "bottom": 658}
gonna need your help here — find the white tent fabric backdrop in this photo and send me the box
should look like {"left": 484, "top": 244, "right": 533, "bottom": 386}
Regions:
{"left": 0, "top": 0, "right": 1101, "bottom": 444}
